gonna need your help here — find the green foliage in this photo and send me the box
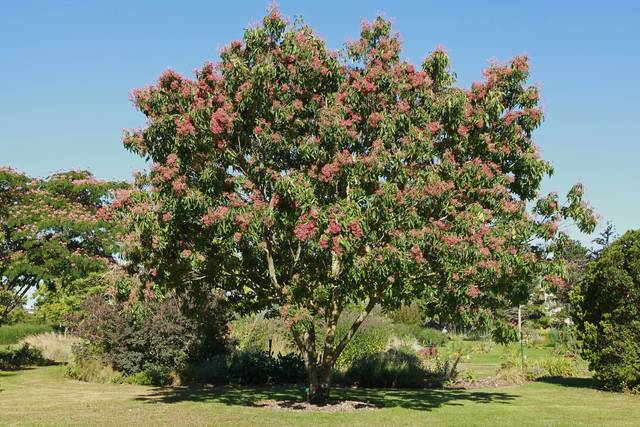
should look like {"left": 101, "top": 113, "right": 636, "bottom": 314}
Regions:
{"left": 113, "top": 8, "right": 596, "bottom": 400}
{"left": 386, "top": 304, "right": 423, "bottom": 326}
{"left": 0, "top": 343, "right": 48, "bottom": 370}
{"left": 571, "top": 229, "right": 640, "bottom": 392}
{"left": 342, "top": 348, "right": 460, "bottom": 388}
{"left": 228, "top": 349, "right": 306, "bottom": 385}
{"left": 180, "top": 355, "right": 228, "bottom": 384}
{"left": 65, "top": 357, "right": 120, "bottom": 383}
{"left": 342, "top": 348, "right": 430, "bottom": 388}
{"left": 335, "top": 319, "right": 390, "bottom": 369}
{"left": 230, "top": 314, "right": 295, "bottom": 355}
{"left": 540, "top": 357, "right": 577, "bottom": 378}
{"left": 0, "top": 167, "right": 127, "bottom": 324}
{"left": 70, "top": 292, "right": 231, "bottom": 382}
{"left": 0, "top": 321, "right": 54, "bottom": 345}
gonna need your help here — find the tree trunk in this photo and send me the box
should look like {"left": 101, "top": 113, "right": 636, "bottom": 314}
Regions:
{"left": 307, "top": 364, "right": 332, "bottom": 403}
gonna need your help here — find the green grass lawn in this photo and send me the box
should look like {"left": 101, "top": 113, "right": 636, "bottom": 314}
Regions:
{"left": 439, "top": 337, "right": 587, "bottom": 379}
{"left": 1, "top": 366, "right": 638, "bottom": 426}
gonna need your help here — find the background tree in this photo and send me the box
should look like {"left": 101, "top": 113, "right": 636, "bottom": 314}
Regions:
{"left": 591, "top": 221, "right": 617, "bottom": 257}
{"left": 571, "top": 229, "right": 640, "bottom": 392}
{"left": 112, "top": 9, "right": 596, "bottom": 401}
{"left": 0, "top": 167, "right": 126, "bottom": 325}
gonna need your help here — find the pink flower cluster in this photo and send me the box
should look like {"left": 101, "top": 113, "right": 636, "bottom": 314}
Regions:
{"left": 410, "top": 245, "right": 424, "bottom": 263}
{"left": 203, "top": 205, "right": 229, "bottom": 226}
{"left": 175, "top": 116, "right": 196, "bottom": 138}
{"left": 466, "top": 285, "right": 481, "bottom": 299}
{"left": 294, "top": 218, "right": 316, "bottom": 241}
{"left": 348, "top": 220, "right": 363, "bottom": 239}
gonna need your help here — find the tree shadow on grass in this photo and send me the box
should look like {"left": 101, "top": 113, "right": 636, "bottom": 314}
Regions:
{"left": 135, "top": 384, "right": 518, "bottom": 412}
{"left": 536, "top": 377, "right": 598, "bottom": 390}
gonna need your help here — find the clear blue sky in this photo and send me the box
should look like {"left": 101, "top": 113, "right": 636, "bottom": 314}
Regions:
{"left": 1, "top": 1, "right": 638, "bottom": 244}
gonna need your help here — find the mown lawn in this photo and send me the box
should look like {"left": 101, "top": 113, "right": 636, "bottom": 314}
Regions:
{"left": 1, "top": 366, "right": 638, "bottom": 426}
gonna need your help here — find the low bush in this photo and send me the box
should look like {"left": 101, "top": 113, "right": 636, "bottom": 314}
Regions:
{"left": 227, "top": 349, "right": 306, "bottom": 385}
{"left": 181, "top": 355, "right": 229, "bottom": 384}
{"left": 386, "top": 304, "right": 423, "bottom": 326}
{"left": 66, "top": 357, "right": 120, "bottom": 383}
{"left": 341, "top": 348, "right": 460, "bottom": 389}
{"left": 540, "top": 357, "right": 578, "bottom": 378}
{"left": 68, "top": 291, "right": 231, "bottom": 385}
{"left": 335, "top": 313, "right": 393, "bottom": 369}
{"left": 228, "top": 348, "right": 274, "bottom": 385}
{"left": 20, "top": 332, "right": 80, "bottom": 363}
{"left": 343, "top": 348, "right": 429, "bottom": 388}
{"left": 0, "top": 343, "right": 49, "bottom": 370}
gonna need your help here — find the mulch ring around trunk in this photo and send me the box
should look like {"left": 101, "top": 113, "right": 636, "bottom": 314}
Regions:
{"left": 251, "top": 399, "right": 380, "bottom": 412}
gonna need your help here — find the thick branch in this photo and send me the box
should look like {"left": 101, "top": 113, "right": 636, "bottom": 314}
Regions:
{"left": 334, "top": 297, "right": 377, "bottom": 358}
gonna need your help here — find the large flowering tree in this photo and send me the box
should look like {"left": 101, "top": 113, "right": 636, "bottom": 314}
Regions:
{"left": 114, "top": 10, "right": 596, "bottom": 401}
{"left": 0, "top": 167, "right": 125, "bottom": 324}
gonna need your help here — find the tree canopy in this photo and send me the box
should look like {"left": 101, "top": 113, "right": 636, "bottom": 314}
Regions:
{"left": 111, "top": 9, "right": 596, "bottom": 401}
{"left": 0, "top": 167, "right": 125, "bottom": 324}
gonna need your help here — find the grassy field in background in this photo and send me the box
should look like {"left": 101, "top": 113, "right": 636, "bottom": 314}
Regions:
{"left": 0, "top": 322, "right": 54, "bottom": 345}
{"left": 1, "top": 366, "right": 639, "bottom": 426}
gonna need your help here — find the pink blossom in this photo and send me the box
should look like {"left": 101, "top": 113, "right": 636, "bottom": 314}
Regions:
{"left": 319, "top": 238, "right": 329, "bottom": 249}
{"left": 175, "top": 116, "right": 195, "bottom": 137}
{"left": 162, "top": 212, "right": 173, "bottom": 222}
{"left": 457, "top": 125, "right": 470, "bottom": 138}
{"left": 442, "top": 234, "right": 462, "bottom": 247}
{"left": 331, "top": 236, "right": 343, "bottom": 255}
{"left": 398, "top": 100, "right": 410, "bottom": 113}
{"left": 328, "top": 220, "right": 341, "bottom": 235}
{"left": 172, "top": 177, "right": 187, "bottom": 194}
{"left": 348, "top": 220, "right": 363, "bottom": 239}
{"left": 294, "top": 220, "right": 316, "bottom": 241}
{"left": 320, "top": 163, "right": 339, "bottom": 182}
{"left": 466, "top": 285, "right": 480, "bottom": 298}
{"left": 411, "top": 245, "right": 424, "bottom": 263}
{"left": 368, "top": 112, "right": 383, "bottom": 128}
{"left": 427, "top": 121, "right": 442, "bottom": 134}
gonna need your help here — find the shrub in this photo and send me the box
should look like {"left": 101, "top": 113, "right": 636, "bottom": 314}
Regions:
{"left": 386, "top": 304, "right": 423, "bottom": 326}
{"left": 274, "top": 352, "right": 306, "bottom": 383}
{"left": 181, "top": 355, "right": 229, "bottom": 384}
{"left": 386, "top": 323, "right": 447, "bottom": 348}
{"left": 69, "top": 291, "right": 231, "bottom": 384}
{"left": 343, "top": 349, "right": 429, "bottom": 388}
{"left": 228, "top": 348, "right": 274, "bottom": 385}
{"left": 540, "top": 357, "right": 577, "bottom": 378}
{"left": 227, "top": 349, "right": 306, "bottom": 385}
{"left": 66, "top": 357, "right": 120, "bottom": 383}
{"left": 334, "top": 312, "right": 392, "bottom": 369}
{"left": 571, "top": 229, "right": 640, "bottom": 392}
{"left": 0, "top": 343, "right": 48, "bottom": 370}
{"left": 20, "top": 332, "right": 80, "bottom": 363}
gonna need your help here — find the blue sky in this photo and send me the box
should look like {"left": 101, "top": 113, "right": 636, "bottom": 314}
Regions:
{"left": 1, "top": 1, "right": 638, "bottom": 244}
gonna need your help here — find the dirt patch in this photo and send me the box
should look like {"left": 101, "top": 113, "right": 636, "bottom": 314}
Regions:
{"left": 251, "top": 399, "right": 379, "bottom": 412}
{"left": 451, "top": 376, "right": 527, "bottom": 389}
